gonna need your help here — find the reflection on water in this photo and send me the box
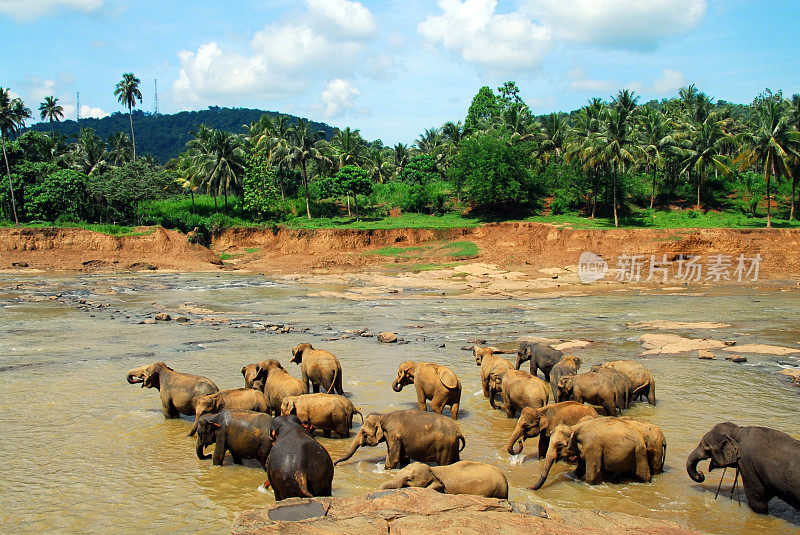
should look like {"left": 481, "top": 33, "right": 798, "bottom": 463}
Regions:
{"left": 1, "top": 273, "right": 799, "bottom": 533}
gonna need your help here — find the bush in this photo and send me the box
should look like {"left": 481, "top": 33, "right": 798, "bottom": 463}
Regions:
{"left": 242, "top": 155, "right": 280, "bottom": 220}
{"left": 399, "top": 155, "right": 439, "bottom": 184}
{"left": 27, "top": 169, "right": 90, "bottom": 222}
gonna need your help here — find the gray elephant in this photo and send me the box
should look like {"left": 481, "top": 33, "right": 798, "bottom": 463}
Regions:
{"left": 687, "top": 422, "right": 800, "bottom": 514}
{"left": 515, "top": 341, "right": 563, "bottom": 381}
{"left": 280, "top": 393, "right": 363, "bottom": 438}
{"left": 378, "top": 461, "right": 508, "bottom": 499}
{"left": 126, "top": 362, "right": 218, "bottom": 418}
{"left": 334, "top": 410, "right": 465, "bottom": 469}
{"left": 195, "top": 410, "right": 273, "bottom": 469}
{"left": 506, "top": 401, "right": 598, "bottom": 459}
{"left": 591, "top": 360, "right": 656, "bottom": 405}
{"left": 189, "top": 388, "right": 270, "bottom": 436}
{"left": 290, "top": 343, "right": 344, "bottom": 394}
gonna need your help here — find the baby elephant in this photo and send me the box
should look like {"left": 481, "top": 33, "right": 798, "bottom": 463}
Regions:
{"left": 280, "top": 393, "right": 363, "bottom": 438}
{"left": 291, "top": 343, "right": 344, "bottom": 394}
{"left": 378, "top": 461, "right": 508, "bottom": 499}
{"left": 392, "top": 361, "right": 461, "bottom": 419}
{"left": 488, "top": 369, "right": 549, "bottom": 417}
{"left": 189, "top": 388, "right": 270, "bottom": 436}
{"left": 266, "top": 415, "right": 334, "bottom": 500}
{"left": 195, "top": 410, "right": 273, "bottom": 469}
{"left": 515, "top": 341, "right": 563, "bottom": 381}
{"left": 550, "top": 356, "right": 582, "bottom": 401}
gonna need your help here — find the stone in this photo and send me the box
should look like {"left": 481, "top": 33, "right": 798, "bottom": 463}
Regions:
{"left": 639, "top": 334, "right": 725, "bottom": 355}
{"left": 155, "top": 313, "right": 171, "bottom": 321}
{"left": 777, "top": 368, "right": 800, "bottom": 386}
{"left": 725, "top": 355, "right": 747, "bottom": 363}
{"left": 175, "top": 316, "right": 190, "bottom": 323}
{"left": 723, "top": 340, "right": 737, "bottom": 346}
{"left": 231, "top": 488, "right": 701, "bottom": 535}
{"left": 437, "top": 343, "right": 446, "bottom": 348}
{"left": 360, "top": 332, "right": 373, "bottom": 337}
{"left": 468, "top": 338, "right": 488, "bottom": 345}
{"left": 377, "top": 332, "right": 397, "bottom": 343}
{"left": 698, "top": 349, "right": 716, "bottom": 360}
{"left": 11, "top": 261, "right": 28, "bottom": 268}
{"left": 141, "top": 319, "right": 156, "bottom": 325}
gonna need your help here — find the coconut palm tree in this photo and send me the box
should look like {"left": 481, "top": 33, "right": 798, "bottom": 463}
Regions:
{"left": 539, "top": 113, "right": 569, "bottom": 187}
{"left": 70, "top": 128, "right": 108, "bottom": 176}
{"left": 331, "top": 127, "right": 366, "bottom": 167}
{"left": 676, "top": 120, "right": 731, "bottom": 213}
{"left": 393, "top": 143, "right": 410, "bottom": 175}
{"left": 735, "top": 99, "right": 800, "bottom": 226}
{"left": 107, "top": 132, "right": 133, "bottom": 166}
{"left": 38, "top": 96, "right": 64, "bottom": 136}
{"left": 637, "top": 108, "right": 677, "bottom": 208}
{"left": 0, "top": 87, "right": 30, "bottom": 223}
{"left": 188, "top": 127, "right": 246, "bottom": 213}
{"left": 587, "top": 108, "right": 639, "bottom": 227}
{"left": 114, "top": 73, "right": 142, "bottom": 160}
{"left": 365, "top": 147, "right": 392, "bottom": 184}
{"left": 281, "top": 119, "right": 326, "bottom": 219}
{"left": 500, "top": 104, "right": 537, "bottom": 142}
{"left": 415, "top": 128, "right": 443, "bottom": 154}
{"left": 612, "top": 89, "right": 639, "bottom": 118}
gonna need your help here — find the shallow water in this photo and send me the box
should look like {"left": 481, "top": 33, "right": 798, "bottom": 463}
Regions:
{"left": 1, "top": 273, "right": 799, "bottom": 533}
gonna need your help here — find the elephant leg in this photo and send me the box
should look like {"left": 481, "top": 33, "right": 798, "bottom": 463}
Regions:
{"left": 161, "top": 395, "right": 179, "bottom": 418}
{"left": 301, "top": 371, "right": 310, "bottom": 392}
{"left": 530, "top": 361, "right": 538, "bottom": 378}
{"left": 634, "top": 444, "right": 651, "bottom": 482}
{"left": 489, "top": 387, "right": 499, "bottom": 410}
{"left": 582, "top": 450, "right": 602, "bottom": 484}
{"left": 212, "top": 435, "right": 226, "bottom": 466}
{"left": 538, "top": 434, "right": 550, "bottom": 460}
{"left": 385, "top": 438, "right": 403, "bottom": 469}
{"left": 574, "top": 458, "right": 586, "bottom": 479}
{"left": 312, "top": 383, "right": 320, "bottom": 393}
{"left": 503, "top": 394, "right": 515, "bottom": 418}
{"left": 335, "top": 374, "right": 344, "bottom": 395}
{"left": 429, "top": 394, "right": 446, "bottom": 415}
{"left": 542, "top": 369, "right": 550, "bottom": 383}
{"left": 603, "top": 397, "right": 616, "bottom": 416}
{"left": 323, "top": 429, "right": 332, "bottom": 438}
{"left": 482, "top": 376, "right": 490, "bottom": 398}
{"left": 449, "top": 401, "right": 459, "bottom": 420}
{"left": 232, "top": 453, "right": 243, "bottom": 465}
{"left": 416, "top": 385, "right": 429, "bottom": 412}
{"left": 647, "top": 384, "right": 656, "bottom": 405}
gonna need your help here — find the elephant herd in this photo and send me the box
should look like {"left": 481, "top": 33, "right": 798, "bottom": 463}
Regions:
{"left": 126, "top": 340, "right": 800, "bottom": 517}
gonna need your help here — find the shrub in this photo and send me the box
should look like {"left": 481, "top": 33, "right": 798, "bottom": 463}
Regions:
{"left": 398, "top": 155, "right": 439, "bottom": 184}
{"left": 27, "top": 169, "right": 90, "bottom": 222}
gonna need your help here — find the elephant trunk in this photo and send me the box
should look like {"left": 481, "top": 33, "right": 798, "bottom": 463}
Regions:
{"left": 506, "top": 427, "right": 526, "bottom": 455}
{"left": 378, "top": 477, "right": 401, "bottom": 490}
{"left": 392, "top": 378, "right": 403, "bottom": 392}
{"left": 126, "top": 372, "right": 143, "bottom": 386}
{"left": 532, "top": 450, "right": 558, "bottom": 490}
{"left": 515, "top": 354, "right": 523, "bottom": 370}
{"left": 686, "top": 446, "right": 708, "bottom": 483}
{"left": 196, "top": 437, "right": 211, "bottom": 460}
{"left": 334, "top": 433, "right": 364, "bottom": 465}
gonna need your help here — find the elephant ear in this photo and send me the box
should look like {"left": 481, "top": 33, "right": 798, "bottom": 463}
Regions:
{"left": 438, "top": 368, "right": 458, "bottom": 390}
{"left": 425, "top": 472, "right": 446, "bottom": 493}
{"left": 375, "top": 421, "right": 385, "bottom": 443}
{"left": 718, "top": 434, "right": 741, "bottom": 466}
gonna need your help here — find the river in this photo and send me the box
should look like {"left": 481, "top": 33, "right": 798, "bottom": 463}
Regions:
{"left": 0, "top": 273, "right": 798, "bottom": 533}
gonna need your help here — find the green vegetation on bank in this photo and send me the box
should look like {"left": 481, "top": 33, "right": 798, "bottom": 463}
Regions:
{"left": 2, "top": 78, "right": 800, "bottom": 236}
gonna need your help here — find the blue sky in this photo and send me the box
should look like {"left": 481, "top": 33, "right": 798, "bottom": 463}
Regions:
{"left": 1, "top": 0, "right": 798, "bottom": 145}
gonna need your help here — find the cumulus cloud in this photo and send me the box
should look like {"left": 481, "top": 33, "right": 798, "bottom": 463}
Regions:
{"left": 522, "top": 0, "right": 706, "bottom": 49}
{"left": 567, "top": 67, "right": 688, "bottom": 97}
{"left": 60, "top": 103, "right": 109, "bottom": 120}
{"left": 0, "top": 0, "right": 103, "bottom": 21}
{"left": 172, "top": 0, "right": 376, "bottom": 105}
{"left": 418, "top": 0, "right": 551, "bottom": 76}
{"left": 650, "top": 68, "right": 688, "bottom": 94}
{"left": 320, "top": 79, "right": 361, "bottom": 118}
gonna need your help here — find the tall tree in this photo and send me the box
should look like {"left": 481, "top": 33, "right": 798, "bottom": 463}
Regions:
{"left": 114, "top": 73, "right": 142, "bottom": 161}
{"left": 38, "top": 96, "right": 64, "bottom": 136}
{"left": 736, "top": 99, "right": 800, "bottom": 226}
{"left": 677, "top": 120, "right": 731, "bottom": 212}
{"left": 637, "top": 108, "right": 676, "bottom": 208}
{"left": 187, "top": 127, "right": 246, "bottom": 212}
{"left": 107, "top": 132, "right": 133, "bottom": 166}
{"left": 282, "top": 118, "right": 326, "bottom": 219}
{"left": 0, "top": 87, "right": 28, "bottom": 223}
{"left": 464, "top": 86, "right": 500, "bottom": 133}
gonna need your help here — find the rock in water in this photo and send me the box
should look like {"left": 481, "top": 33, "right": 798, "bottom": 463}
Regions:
{"left": 377, "top": 332, "right": 397, "bottom": 343}
{"left": 725, "top": 355, "right": 747, "bottom": 363}
{"left": 155, "top": 313, "right": 171, "bottom": 321}
{"left": 698, "top": 349, "right": 716, "bottom": 360}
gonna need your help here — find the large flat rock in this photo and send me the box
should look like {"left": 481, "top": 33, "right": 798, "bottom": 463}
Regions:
{"left": 231, "top": 488, "right": 702, "bottom": 535}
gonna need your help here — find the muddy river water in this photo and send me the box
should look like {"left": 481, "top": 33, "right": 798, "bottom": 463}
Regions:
{"left": 1, "top": 273, "right": 798, "bottom": 534}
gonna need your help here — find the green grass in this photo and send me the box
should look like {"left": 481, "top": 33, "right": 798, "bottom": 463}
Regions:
{"left": 282, "top": 212, "right": 483, "bottom": 230}
{"left": 368, "top": 240, "right": 479, "bottom": 266}
{"left": 0, "top": 220, "right": 152, "bottom": 236}
{"left": 243, "top": 247, "right": 260, "bottom": 254}
{"left": 523, "top": 210, "right": 800, "bottom": 229}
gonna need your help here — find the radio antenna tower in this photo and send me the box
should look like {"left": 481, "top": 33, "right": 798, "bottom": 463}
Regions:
{"left": 154, "top": 79, "right": 159, "bottom": 115}
{"left": 76, "top": 91, "right": 81, "bottom": 121}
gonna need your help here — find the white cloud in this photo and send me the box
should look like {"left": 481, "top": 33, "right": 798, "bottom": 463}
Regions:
{"left": 172, "top": 0, "right": 377, "bottom": 105}
{"left": 26, "top": 76, "right": 57, "bottom": 104}
{"left": 320, "top": 79, "right": 360, "bottom": 118}
{"left": 566, "top": 68, "right": 688, "bottom": 98}
{"left": 650, "top": 68, "right": 687, "bottom": 94}
{"left": 418, "top": 0, "right": 551, "bottom": 76}
{"left": 569, "top": 78, "right": 615, "bottom": 93}
{"left": 60, "top": 103, "right": 109, "bottom": 120}
{"left": 0, "top": 0, "right": 102, "bottom": 21}
{"left": 523, "top": 0, "right": 706, "bottom": 49}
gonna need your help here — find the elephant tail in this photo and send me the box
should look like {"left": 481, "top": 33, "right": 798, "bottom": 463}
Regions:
{"left": 458, "top": 434, "right": 466, "bottom": 452}
{"left": 295, "top": 473, "right": 314, "bottom": 498}
{"left": 354, "top": 408, "right": 364, "bottom": 425}
{"left": 327, "top": 367, "right": 339, "bottom": 394}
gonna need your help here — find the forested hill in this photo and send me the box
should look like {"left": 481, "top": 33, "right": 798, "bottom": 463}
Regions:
{"left": 26, "top": 107, "right": 337, "bottom": 163}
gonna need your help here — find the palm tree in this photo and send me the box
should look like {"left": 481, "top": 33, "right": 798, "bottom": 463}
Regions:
{"left": 415, "top": 128, "right": 443, "bottom": 154}
{"left": 114, "top": 73, "right": 142, "bottom": 160}
{"left": 539, "top": 113, "right": 568, "bottom": 187}
{"left": 735, "top": 100, "right": 800, "bottom": 226}
{"left": 637, "top": 108, "right": 676, "bottom": 208}
{"left": 365, "top": 147, "right": 392, "bottom": 184}
{"left": 70, "top": 128, "right": 108, "bottom": 176}
{"left": 188, "top": 127, "right": 247, "bottom": 212}
{"left": 38, "top": 96, "right": 64, "bottom": 136}
{"left": 612, "top": 89, "right": 639, "bottom": 118}
{"left": 281, "top": 119, "right": 326, "bottom": 219}
{"left": 0, "top": 87, "right": 30, "bottom": 223}
{"left": 566, "top": 100, "right": 605, "bottom": 218}
{"left": 107, "top": 132, "right": 133, "bottom": 166}
{"left": 393, "top": 143, "right": 410, "bottom": 175}
{"left": 677, "top": 120, "right": 731, "bottom": 212}
{"left": 331, "top": 127, "right": 366, "bottom": 167}
{"left": 587, "top": 108, "right": 638, "bottom": 227}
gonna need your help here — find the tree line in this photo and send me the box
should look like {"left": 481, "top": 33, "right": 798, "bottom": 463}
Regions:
{"left": 2, "top": 75, "right": 800, "bottom": 230}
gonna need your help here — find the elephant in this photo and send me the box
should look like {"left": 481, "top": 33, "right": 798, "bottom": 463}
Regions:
{"left": 556, "top": 372, "right": 620, "bottom": 416}
{"left": 189, "top": 388, "right": 269, "bottom": 436}
{"left": 334, "top": 410, "right": 465, "bottom": 469}
{"left": 195, "top": 410, "right": 273, "bottom": 469}
{"left": 687, "top": 422, "right": 800, "bottom": 514}
{"left": 591, "top": 367, "right": 632, "bottom": 410}
{"left": 392, "top": 361, "right": 461, "bottom": 419}
{"left": 506, "top": 401, "right": 598, "bottom": 460}
{"left": 618, "top": 417, "right": 666, "bottom": 474}
{"left": 266, "top": 415, "right": 334, "bottom": 500}
{"left": 515, "top": 341, "right": 563, "bottom": 381}
{"left": 549, "top": 356, "right": 582, "bottom": 401}
{"left": 532, "top": 416, "right": 652, "bottom": 490}
{"left": 126, "top": 362, "right": 218, "bottom": 418}
{"left": 487, "top": 369, "right": 549, "bottom": 417}
{"left": 378, "top": 461, "right": 508, "bottom": 499}
{"left": 280, "top": 393, "right": 363, "bottom": 438}
{"left": 591, "top": 361, "right": 656, "bottom": 405}
{"left": 473, "top": 346, "right": 515, "bottom": 398}
{"left": 290, "top": 343, "right": 344, "bottom": 394}
{"left": 242, "top": 359, "right": 307, "bottom": 415}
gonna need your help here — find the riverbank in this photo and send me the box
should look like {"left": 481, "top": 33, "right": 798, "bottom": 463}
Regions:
{"left": 2, "top": 223, "right": 800, "bottom": 296}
